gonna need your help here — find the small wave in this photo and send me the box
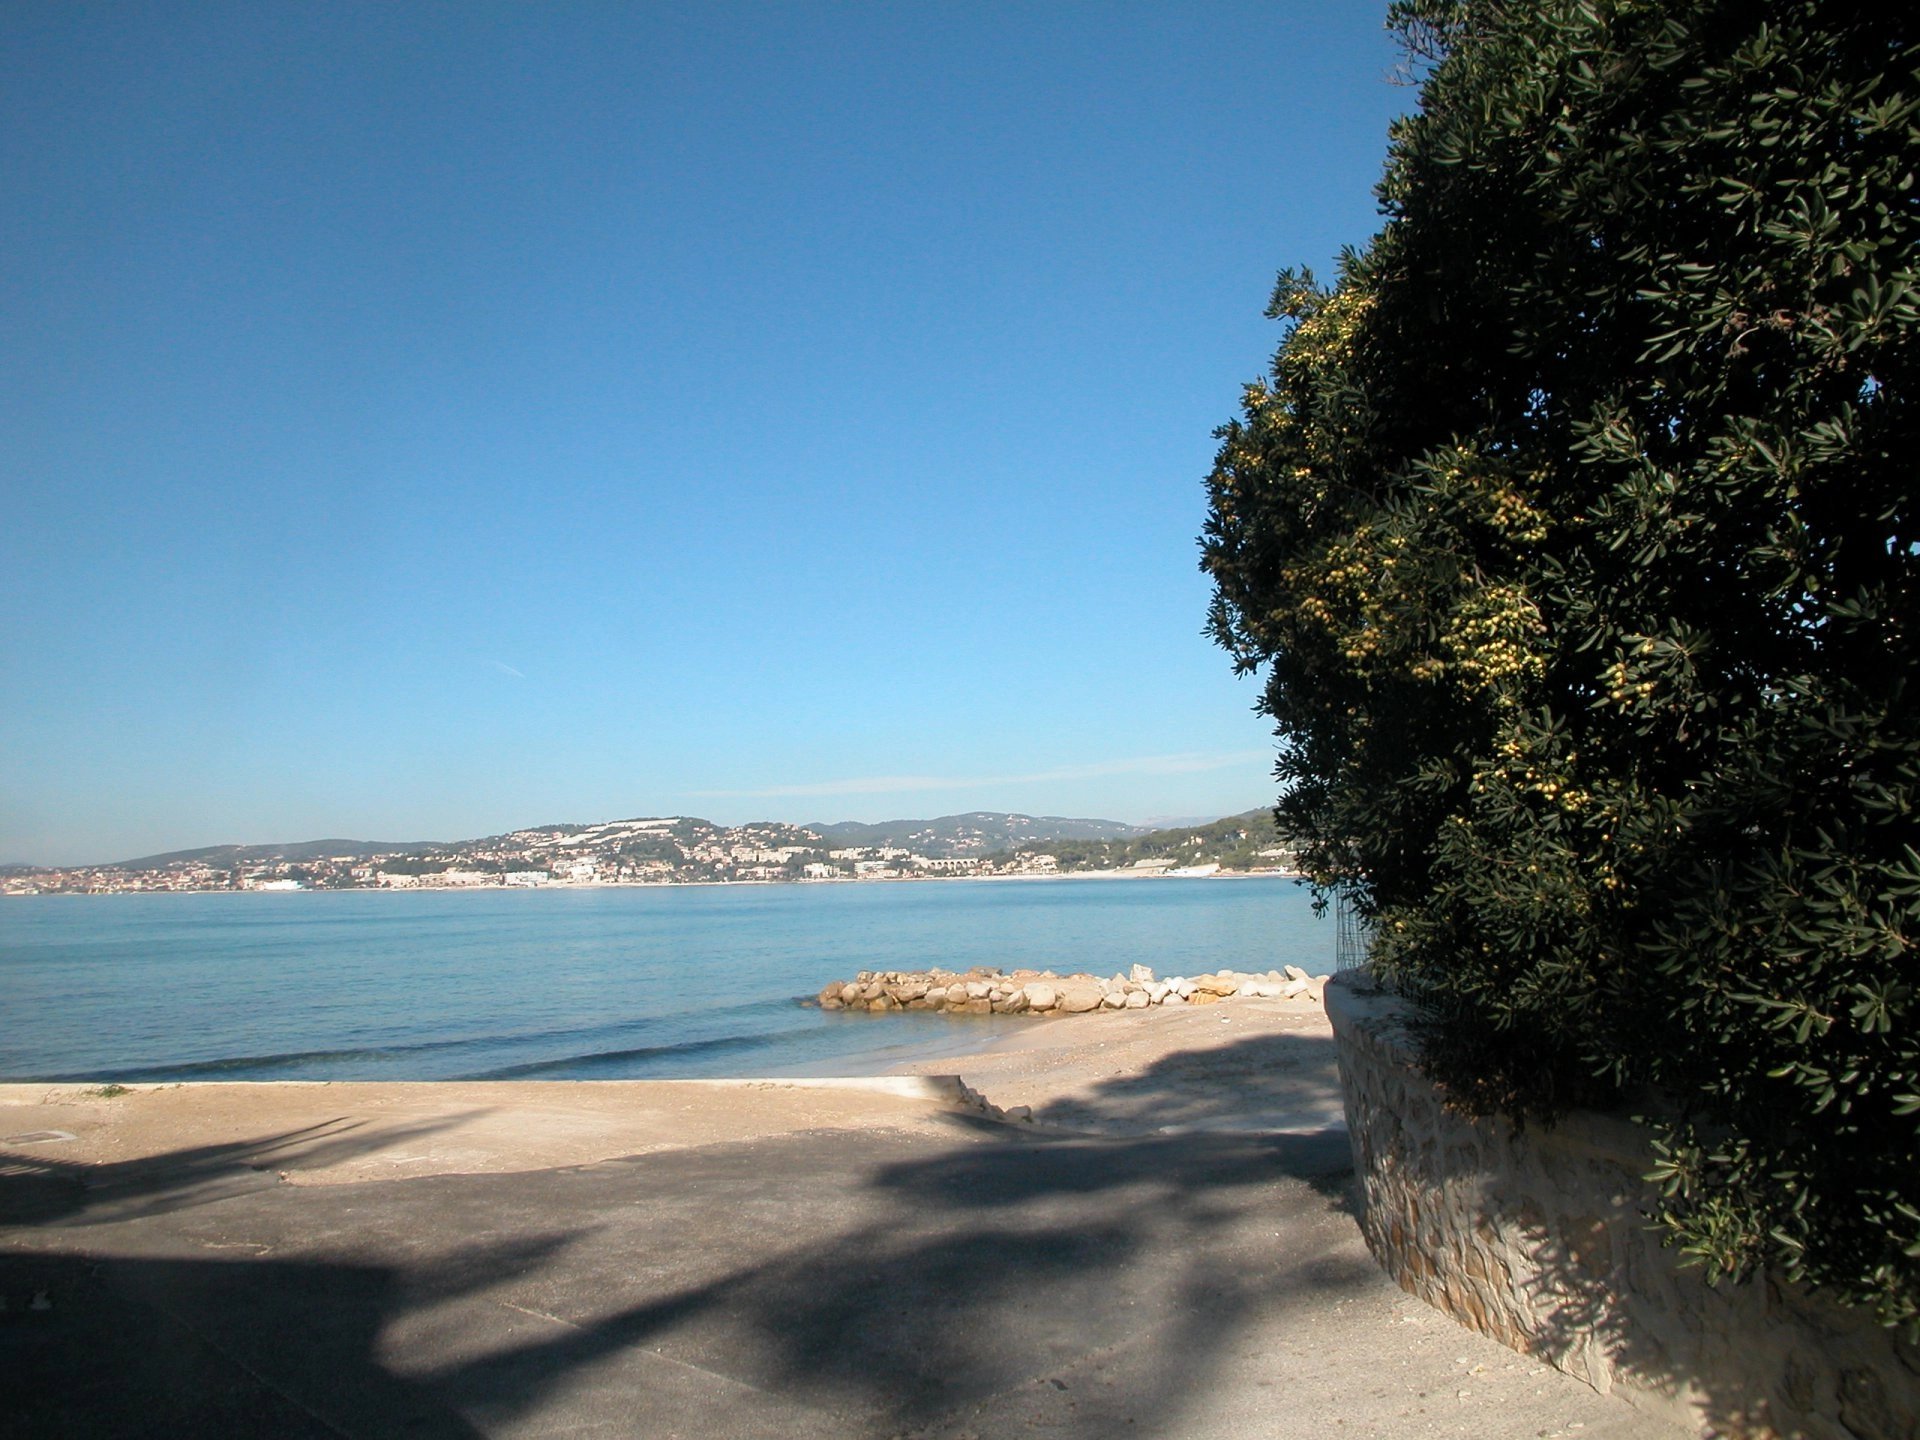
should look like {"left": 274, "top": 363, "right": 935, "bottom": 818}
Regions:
{"left": 25, "top": 997, "right": 808, "bottom": 1082}
{"left": 34, "top": 1045, "right": 409, "bottom": 1082}
{"left": 465, "top": 1031, "right": 771, "bottom": 1080}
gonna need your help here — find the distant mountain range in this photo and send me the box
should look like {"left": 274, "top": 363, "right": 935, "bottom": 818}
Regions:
{"left": 4, "top": 807, "right": 1294, "bottom": 896}
{"left": 109, "top": 837, "right": 455, "bottom": 870}
{"left": 805, "top": 811, "right": 1151, "bottom": 855}
{"left": 95, "top": 810, "right": 1192, "bottom": 871}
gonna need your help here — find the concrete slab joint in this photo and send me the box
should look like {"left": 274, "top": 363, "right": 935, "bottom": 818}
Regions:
{"left": 1324, "top": 971, "right": 1920, "bottom": 1440}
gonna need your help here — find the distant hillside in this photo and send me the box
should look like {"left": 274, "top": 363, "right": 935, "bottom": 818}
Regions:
{"left": 82, "top": 812, "right": 1149, "bottom": 870}
{"left": 9, "top": 805, "right": 1300, "bottom": 896}
{"left": 1009, "top": 809, "right": 1293, "bottom": 873}
{"left": 807, "top": 812, "right": 1149, "bottom": 857}
{"left": 109, "top": 838, "right": 451, "bottom": 869}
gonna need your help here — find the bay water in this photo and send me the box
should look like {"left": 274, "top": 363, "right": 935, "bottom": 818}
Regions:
{"left": 0, "top": 876, "right": 1331, "bottom": 1083}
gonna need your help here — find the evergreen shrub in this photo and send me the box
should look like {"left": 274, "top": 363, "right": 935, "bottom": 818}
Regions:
{"left": 1201, "top": 0, "right": 1919, "bottom": 1328}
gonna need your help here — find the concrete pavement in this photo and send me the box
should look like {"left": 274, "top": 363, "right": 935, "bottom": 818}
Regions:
{"left": 1, "top": 1091, "right": 1687, "bottom": 1439}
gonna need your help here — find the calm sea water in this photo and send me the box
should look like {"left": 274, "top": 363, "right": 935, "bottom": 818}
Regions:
{"left": 0, "top": 876, "right": 1332, "bottom": 1083}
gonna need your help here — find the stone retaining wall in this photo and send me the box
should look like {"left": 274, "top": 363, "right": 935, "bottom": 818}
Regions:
{"left": 1325, "top": 973, "right": 1920, "bottom": 1439}
{"left": 814, "top": 964, "right": 1330, "bottom": 1016}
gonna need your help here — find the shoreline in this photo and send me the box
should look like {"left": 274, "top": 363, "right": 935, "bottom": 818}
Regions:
{"left": 0, "top": 995, "right": 1341, "bottom": 1185}
{"left": 3, "top": 866, "right": 1307, "bottom": 899}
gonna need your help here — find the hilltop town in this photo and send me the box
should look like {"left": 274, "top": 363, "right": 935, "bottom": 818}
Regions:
{"left": 1, "top": 810, "right": 1298, "bottom": 896}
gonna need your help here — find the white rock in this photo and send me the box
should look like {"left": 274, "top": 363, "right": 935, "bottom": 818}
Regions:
{"left": 1284, "top": 964, "right": 1311, "bottom": 983}
{"left": 1124, "top": 990, "right": 1150, "bottom": 1009}
{"left": 1129, "top": 963, "right": 1155, "bottom": 983}
{"left": 1025, "top": 983, "right": 1058, "bottom": 1011}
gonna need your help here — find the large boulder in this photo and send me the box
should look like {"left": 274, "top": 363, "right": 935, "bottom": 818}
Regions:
{"left": 1057, "top": 982, "right": 1104, "bottom": 1014}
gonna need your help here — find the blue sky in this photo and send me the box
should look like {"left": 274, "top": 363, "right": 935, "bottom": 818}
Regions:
{"left": 2, "top": 2, "right": 1409, "bottom": 865}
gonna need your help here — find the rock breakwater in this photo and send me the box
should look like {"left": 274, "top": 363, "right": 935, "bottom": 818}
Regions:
{"left": 813, "top": 963, "right": 1330, "bottom": 1016}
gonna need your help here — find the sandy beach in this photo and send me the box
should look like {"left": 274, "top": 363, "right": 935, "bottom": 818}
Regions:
{"left": 889, "top": 992, "right": 1343, "bottom": 1133}
{"left": 0, "top": 994, "right": 1341, "bottom": 1185}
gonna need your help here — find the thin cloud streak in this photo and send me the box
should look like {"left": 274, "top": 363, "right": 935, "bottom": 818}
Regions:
{"left": 695, "top": 750, "right": 1271, "bottom": 800}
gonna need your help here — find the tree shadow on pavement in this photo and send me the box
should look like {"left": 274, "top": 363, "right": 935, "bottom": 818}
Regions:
{"left": 413, "top": 1125, "right": 1375, "bottom": 1438}
{"left": 0, "top": 1110, "right": 492, "bottom": 1227}
{"left": 1015, "top": 1030, "right": 1348, "bottom": 1136}
{"left": 5, "top": 1109, "right": 1380, "bottom": 1437}
{"left": 9, "top": 1069, "right": 1685, "bottom": 1439}
{"left": 0, "top": 1245, "right": 506, "bottom": 1438}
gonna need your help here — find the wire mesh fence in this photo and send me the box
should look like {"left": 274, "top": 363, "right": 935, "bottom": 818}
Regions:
{"left": 1333, "top": 888, "right": 1372, "bottom": 977}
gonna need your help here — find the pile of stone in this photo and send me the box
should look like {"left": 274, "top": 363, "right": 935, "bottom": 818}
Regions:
{"left": 813, "top": 963, "right": 1330, "bottom": 1016}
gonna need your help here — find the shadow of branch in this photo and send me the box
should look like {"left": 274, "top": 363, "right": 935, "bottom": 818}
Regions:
{"left": 427, "top": 1126, "right": 1370, "bottom": 1436}
{"left": 0, "top": 1109, "right": 497, "bottom": 1227}
{"left": 1014, "top": 1031, "right": 1348, "bottom": 1136}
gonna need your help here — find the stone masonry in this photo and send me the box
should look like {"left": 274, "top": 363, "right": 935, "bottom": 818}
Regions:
{"left": 1325, "top": 972, "right": 1920, "bottom": 1440}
